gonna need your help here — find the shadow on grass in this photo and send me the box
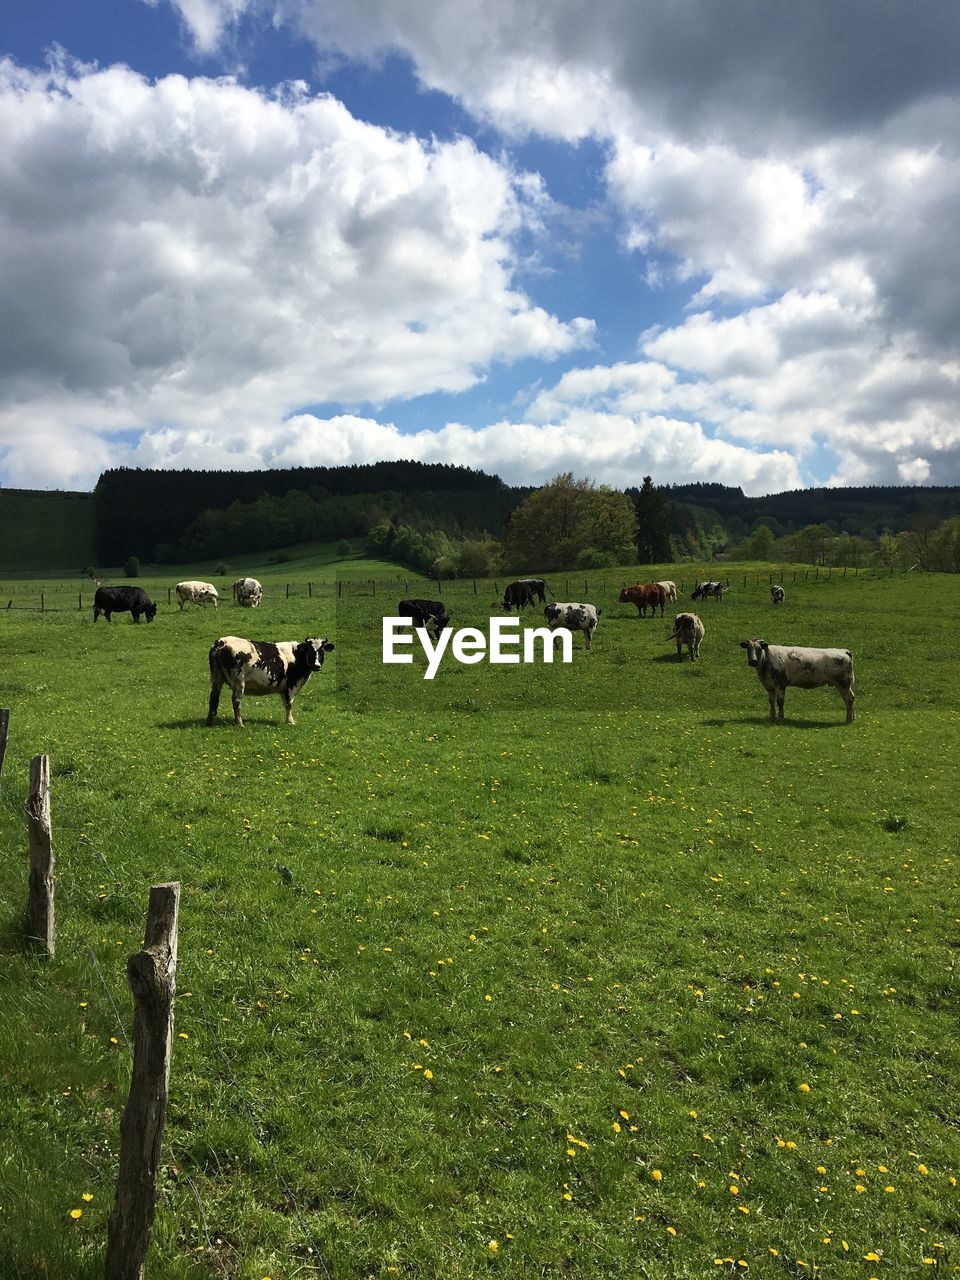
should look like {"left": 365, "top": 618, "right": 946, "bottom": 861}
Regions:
{"left": 703, "top": 715, "right": 851, "bottom": 729}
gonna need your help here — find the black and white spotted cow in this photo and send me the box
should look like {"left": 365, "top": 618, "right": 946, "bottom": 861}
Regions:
{"left": 544, "top": 602, "right": 599, "bottom": 649}
{"left": 692, "top": 580, "right": 725, "bottom": 603}
{"left": 397, "top": 598, "right": 450, "bottom": 636}
{"left": 770, "top": 584, "right": 785, "bottom": 604}
{"left": 207, "top": 635, "right": 334, "bottom": 726}
{"left": 93, "top": 585, "right": 157, "bottom": 623}
{"left": 740, "top": 639, "right": 855, "bottom": 723}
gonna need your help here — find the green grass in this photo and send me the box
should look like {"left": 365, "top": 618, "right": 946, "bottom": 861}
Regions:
{"left": 0, "top": 567, "right": 957, "bottom": 1279}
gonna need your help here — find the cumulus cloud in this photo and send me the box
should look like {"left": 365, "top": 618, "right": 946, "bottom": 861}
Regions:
{"left": 127, "top": 404, "right": 803, "bottom": 495}
{"left": 0, "top": 57, "right": 592, "bottom": 486}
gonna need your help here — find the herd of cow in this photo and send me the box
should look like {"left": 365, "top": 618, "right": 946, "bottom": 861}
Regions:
{"left": 88, "top": 571, "right": 854, "bottom": 725}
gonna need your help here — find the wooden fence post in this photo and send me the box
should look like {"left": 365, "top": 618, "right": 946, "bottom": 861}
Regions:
{"left": 473, "top": 580, "right": 477, "bottom": 594}
{"left": 105, "top": 882, "right": 181, "bottom": 1280}
{"left": 0, "top": 709, "right": 9, "bottom": 781}
{"left": 26, "top": 755, "right": 55, "bottom": 956}
{"left": 308, "top": 582, "right": 312, "bottom": 599}
{"left": 41, "top": 591, "right": 45, "bottom": 613}
{"left": 337, "top": 580, "right": 342, "bottom": 598}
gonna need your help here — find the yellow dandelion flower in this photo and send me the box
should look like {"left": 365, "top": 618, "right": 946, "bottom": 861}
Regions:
{"left": 855, "top": 1183, "right": 867, "bottom": 1193}
{"left": 487, "top": 1240, "right": 499, "bottom": 1252}
{"left": 82, "top": 1193, "right": 93, "bottom": 1202}
{"left": 799, "top": 1082, "right": 811, "bottom": 1093}
{"left": 864, "top": 1252, "right": 880, "bottom": 1262}
{"left": 651, "top": 1169, "right": 663, "bottom": 1182}
{"left": 423, "top": 1069, "right": 433, "bottom": 1080}
{"left": 884, "top": 1184, "right": 895, "bottom": 1193}
{"left": 666, "top": 1226, "right": 677, "bottom": 1236}
{"left": 69, "top": 1209, "right": 83, "bottom": 1220}
{"left": 729, "top": 1184, "right": 739, "bottom": 1194}
{"left": 918, "top": 1163, "right": 929, "bottom": 1175}
{"left": 612, "top": 1122, "right": 622, "bottom": 1133}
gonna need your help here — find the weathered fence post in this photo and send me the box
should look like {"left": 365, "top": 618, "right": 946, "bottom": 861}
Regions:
{"left": 26, "top": 754, "right": 55, "bottom": 956}
{"left": 41, "top": 591, "right": 45, "bottom": 613}
{"left": 79, "top": 591, "right": 83, "bottom": 610}
{"left": 371, "top": 579, "right": 376, "bottom": 598}
{"left": 337, "top": 580, "right": 342, "bottom": 598}
{"left": 285, "top": 583, "right": 290, "bottom": 598}
{"left": 473, "top": 580, "right": 477, "bottom": 594}
{"left": 308, "top": 582, "right": 312, "bottom": 599}
{"left": 0, "top": 709, "right": 9, "bottom": 780}
{"left": 105, "top": 882, "right": 181, "bottom": 1280}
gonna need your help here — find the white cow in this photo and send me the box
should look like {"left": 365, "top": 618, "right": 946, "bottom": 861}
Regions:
{"left": 657, "top": 580, "right": 678, "bottom": 603}
{"left": 740, "top": 639, "right": 855, "bottom": 723}
{"left": 232, "top": 577, "right": 263, "bottom": 608}
{"left": 668, "top": 612, "right": 704, "bottom": 661}
{"left": 770, "top": 584, "right": 785, "bottom": 604}
{"left": 176, "top": 580, "right": 219, "bottom": 609}
{"left": 544, "top": 602, "right": 599, "bottom": 650}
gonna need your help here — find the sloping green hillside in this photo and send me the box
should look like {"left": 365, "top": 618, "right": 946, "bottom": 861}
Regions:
{"left": 0, "top": 489, "right": 96, "bottom": 576}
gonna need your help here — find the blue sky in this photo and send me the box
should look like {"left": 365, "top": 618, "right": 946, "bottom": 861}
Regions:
{"left": 1, "top": 0, "right": 958, "bottom": 493}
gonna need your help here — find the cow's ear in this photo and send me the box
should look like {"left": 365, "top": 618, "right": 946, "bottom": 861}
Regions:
{"left": 322, "top": 641, "right": 335, "bottom": 652}
{"left": 760, "top": 641, "right": 769, "bottom": 650}
{"left": 739, "top": 641, "right": 748, "bottom": 648}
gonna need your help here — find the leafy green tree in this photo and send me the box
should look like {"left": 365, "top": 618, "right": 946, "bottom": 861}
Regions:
{"left": 123, "top": 556, "right": 140, "bottom": 577}
{"left": 336, "top": 539, "right": 351, "bottom": 560}
{"left": 735, "top": 523, "right": 776, "bottom": 560}
{"left": 503, "top": 474, "right": 636, "bottom": 572}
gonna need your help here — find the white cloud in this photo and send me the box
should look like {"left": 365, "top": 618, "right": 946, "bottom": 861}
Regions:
{"left": 0, "top": 57, "right": 592, "bottom": 487}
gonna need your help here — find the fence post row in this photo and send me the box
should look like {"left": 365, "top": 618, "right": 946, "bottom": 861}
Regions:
{"left": 105, "top": 882, "right": 181, "bottom": 1280}
{"left": 26, "top": 754, "right": 55, "bottom": 957}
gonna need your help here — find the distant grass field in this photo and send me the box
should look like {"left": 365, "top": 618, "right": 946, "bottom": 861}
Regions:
{"left": 0, "top": 567, "right": 957, "bottom": 1279}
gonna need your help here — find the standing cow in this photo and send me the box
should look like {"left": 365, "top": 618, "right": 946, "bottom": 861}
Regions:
{"left": 544, "top": 602, "right": 599, "bottom": 649}
{"left": 93, "top": 585, "right": 157, "bottom": 623}
{"left": 692, "top": 581, "right": 725, "bottom": 604}
{"left": 668, "top": 612, "right": 704, "bottom": 661}
{"left": 619, "top": 583, "right": 666, "bottom": 617}
{"left": 517, "top": 578, "right": 551, "bottom": 603}
{"left": 208, "top": 635, "right": 335, "bottom": 726}
{"left": 398, "top": 598, "right": 450, "bottom": 636}
{"left": 232, "top": 577, "right": 263, "bottom": 608}
{"left": 502, "top": 581, "right": 535, "bottom": 611}
{"left": 176, "top": 580, "right": 219, "bottom": 609}
{"left": 770, "top": 584, "right": 785, "bottom": 605}
{"left": 657, "top": 580, "right": 678, "bottom": 603}
{"left": 739, "top": 639, "right": 855, "bottom": 723}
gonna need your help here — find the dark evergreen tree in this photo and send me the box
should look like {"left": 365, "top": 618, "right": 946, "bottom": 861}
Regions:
{"left": 629, "top": 477, "right": 672, "bottom": 562}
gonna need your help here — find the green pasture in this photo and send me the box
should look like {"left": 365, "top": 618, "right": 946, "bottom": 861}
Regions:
{"left": 0, "top": 568, "right": 958, "bottom": 1279}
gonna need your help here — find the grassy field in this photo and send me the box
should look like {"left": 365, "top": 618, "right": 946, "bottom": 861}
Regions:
{"left": 0, "top": 565, "right": 957, "bottom": 1279}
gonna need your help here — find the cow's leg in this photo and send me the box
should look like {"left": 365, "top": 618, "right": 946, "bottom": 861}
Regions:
{"left": 207, "top": 671, "right": 224, "bottom": 725}
{"left": 105, "top": 611, "right": 112, "bottom": 622}
{"left": 93, "top": 607, "right": 100, "bottom": 622}
{"left": 841, "top": 684, "right": 855, "bottom": 723}
{"left": 231, "top": 681, "right": 245, "bottom": 727}
{"left": 281, "top": 690, "right": 295, "bottom": 725}
{"left": 133, "top": 611, "right": 140, "bottom": 623}
{"left": 584, "top": 627, "right": 593, "bottom": 651}
{"left": 676, "top": 641, "right": 683, "bottom": 660}
{"left": 767, "top": 689, "right": 777, "bottom": 720}
{"left": 777, "top": 691, "right": 786, "bottom": 720}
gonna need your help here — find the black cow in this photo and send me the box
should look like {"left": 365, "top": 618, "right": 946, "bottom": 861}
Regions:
{"left": 502, "top": 580, "right": 535, "bottom": 610}
{"left": 208, "top": 636, "right": 335, "bottom": 726}
{"left": 398, "top": 598, "right": 450, "bottom": 635}
{"left": 93, "top": 585, "right": 157, "bottom": 623}
{"left": 518, "top": 577, "right": 550, "bottom": 603}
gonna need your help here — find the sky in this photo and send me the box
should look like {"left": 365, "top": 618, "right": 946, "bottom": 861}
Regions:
{"left": 2, "top": 0, "right": 959, "bottom": 495}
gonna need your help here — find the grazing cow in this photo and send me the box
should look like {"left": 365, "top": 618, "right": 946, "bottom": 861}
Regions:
{"left": 770, "top": 584, "right": 785, "bottom": 605}
{"left": 232, "top": 577, "right": 263, "bottom": 608}
{"left": 619, "top": 583, "right": 666, "bottom": 617}
{"left": 93, "top": 585, "right": 157, "bottom": 624}
{"left": 544, "top": 602, "right": 600, "bottom": 649}
{"left": 668, "top": 612, "right": 704, "bottom": 661}
{"left": 692, "top": 580, "right": 725, "bottom": 604}
{"left": 208, "top": 635, "right": 335, "bottom": 726}
{"left": 398, "top": 598, "right": 450, "bottom": 636}
{"left": 176, "top": 580, "right": 219, "bottom": 610}
{"left": 657, "top": 580, "right": 678, "bottom": 604}
{"left": 517, "top": 577, "right": 551, "bottom": 603}
{"left": 502, "top": 580, "right": 535, "bottom": 610}
{"left": 739, "top": 639, "right": 855, "bottom": 724}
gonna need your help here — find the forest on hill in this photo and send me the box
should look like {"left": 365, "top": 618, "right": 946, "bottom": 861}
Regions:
{"left": 3, "top": 464, "right": 958, "bottom": 575}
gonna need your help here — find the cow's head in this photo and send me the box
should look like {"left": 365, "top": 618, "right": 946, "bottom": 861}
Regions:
{"left": 618, "top": 586, "right": 631, "bottom": 602}
{"left": 144, "top": 601, "right": 157, "bottom": 622}
{"left": 691, "top": 585, "right": 703, "bottom": 599}
{"left": 301, "top": 637, "right": 335, "bottom": 670}
{"left": 544, "top": 604, "right": 560, "bottom": 623}
{"left": 740, "top": 638, "right": 768, "bottom": 667}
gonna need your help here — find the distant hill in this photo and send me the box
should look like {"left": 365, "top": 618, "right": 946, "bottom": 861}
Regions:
{"left": 0, "top": 489, "right": 96, "bottom": 575}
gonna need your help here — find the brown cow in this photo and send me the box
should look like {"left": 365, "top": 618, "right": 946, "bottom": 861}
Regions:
{"left": 618, "top": 582, "right": 666, "bottom": 617}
